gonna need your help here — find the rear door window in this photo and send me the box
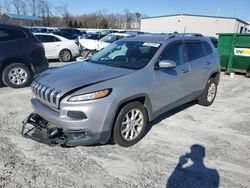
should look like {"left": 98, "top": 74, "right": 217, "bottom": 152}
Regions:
{"left": 160, "top": 41, "right": 184, "bottom": 66}
{"left": 39, "top": 35, "right": 60, "bottom": 43}
{"left": 0, "top": 28, "right": 26, "bottom": 42}
{"left": 185, "top": 40, "right": 205, "bottom": 62}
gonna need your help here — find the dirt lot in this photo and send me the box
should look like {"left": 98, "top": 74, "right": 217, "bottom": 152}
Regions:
{"left": 0, "top": 63, "right": 250, "bottom": 188}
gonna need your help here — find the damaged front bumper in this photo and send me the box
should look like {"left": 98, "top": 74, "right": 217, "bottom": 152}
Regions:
{"left": 22, "top": 113, "right": 89, "bottom": 147}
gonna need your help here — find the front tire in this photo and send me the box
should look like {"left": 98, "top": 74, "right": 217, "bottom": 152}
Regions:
{"left": 198, "top": 78, "right": 217, "bottom": 106}
{"left": 2, "top": 63, "right": 32, "bottom": 88}
{"left": 113, "top": 101, "right": 148, "bottom": 147}
{"left": 59, "top": 49, "right": 72, "bottom": 62}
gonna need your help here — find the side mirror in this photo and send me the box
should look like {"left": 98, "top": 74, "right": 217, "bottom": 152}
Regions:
{"left": 157, "top": 60, "right": 176, "bottom": 69}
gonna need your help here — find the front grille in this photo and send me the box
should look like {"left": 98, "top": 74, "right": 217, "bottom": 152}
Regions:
{"left": 31, "top": 81, "right": 61, "bottom": 109}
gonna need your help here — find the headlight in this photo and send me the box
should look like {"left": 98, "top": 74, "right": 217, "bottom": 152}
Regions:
{"left": 68, "top": 89, "right": 112, "bottom": 102}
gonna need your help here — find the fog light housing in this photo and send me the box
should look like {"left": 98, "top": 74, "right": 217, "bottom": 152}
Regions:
{"left": 67, "top": 111, "right": 87, "bottom": 120}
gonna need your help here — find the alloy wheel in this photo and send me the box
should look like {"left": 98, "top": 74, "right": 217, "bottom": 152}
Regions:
{"left": 8, "top": 67, "right": 28, "bottom": 85}
{"left": 121, "top": 109, "right": 144, "bottom": 141}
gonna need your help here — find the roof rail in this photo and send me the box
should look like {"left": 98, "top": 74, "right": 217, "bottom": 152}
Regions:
{"left": 169, "top": 32, "right": 203, "bottom": 37}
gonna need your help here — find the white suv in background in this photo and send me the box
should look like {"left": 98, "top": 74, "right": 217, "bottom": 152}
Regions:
{"left": 79, "top": 33, "right": 132, "bottom": 51}
{"left": 35, "top": 33, "right": 80, "bottom": 62}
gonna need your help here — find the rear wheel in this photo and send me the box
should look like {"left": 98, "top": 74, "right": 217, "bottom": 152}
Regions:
{"left": 198, "top": 78, "right": 217, "bottom": 106}
{"left": 59, "top": 49, "right": 72, "bottom": 62}
{"left": 113, "top": 101, "right": 148, "bottom": 147}
{"left": 2, "top": 63, "right": 32, "bottom": 88}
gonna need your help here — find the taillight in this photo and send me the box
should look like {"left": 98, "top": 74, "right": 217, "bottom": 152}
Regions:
{"left": 75, "top": 40, "right": 79, "bottom": 46}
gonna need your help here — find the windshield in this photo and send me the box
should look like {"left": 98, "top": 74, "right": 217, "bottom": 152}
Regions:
{"left": 99, "top": 34, "right": 124, "bottom": 43}
{"left": 90, "top": 41, "right": 161, "bottom": 70}
{"left": 80, "top": 34, "right": 99, "bottom": 40}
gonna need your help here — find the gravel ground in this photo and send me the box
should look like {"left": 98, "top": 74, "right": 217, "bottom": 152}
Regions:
{"left": 0, "top": 63, "right": 250, "bottom": 188}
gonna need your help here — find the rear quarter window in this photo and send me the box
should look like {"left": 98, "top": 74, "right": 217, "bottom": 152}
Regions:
{"left": 185, "top": 41, "right": 205, "bottom": 62}
{"left": 202, "top": 41, "right": 213, "bottom": 55}
{"left": 0, "top": 28, "right": 26, "bottom": 42}
{"left": 38, "top": 35, "right": 60, "bottom": 43}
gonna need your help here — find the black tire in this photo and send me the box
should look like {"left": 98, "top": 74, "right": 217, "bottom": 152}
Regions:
{"left": 0, "top": 77, "right": 5, "bottom": 87}
{"left": 198, "top": 78, "right": 217, "bottom": 106}
{"left": 59, "top": 49, "right": 72, "bottom": 62}
{"left": 113, "top": 101, "right": 148, "bottom": 147}
{"left": 2, "top": 63, "right": 33, "bottom": 88}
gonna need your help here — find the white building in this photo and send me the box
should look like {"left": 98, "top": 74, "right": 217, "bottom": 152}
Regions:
{"left": 140, "top": 14, "right": 249, "bottom": 37}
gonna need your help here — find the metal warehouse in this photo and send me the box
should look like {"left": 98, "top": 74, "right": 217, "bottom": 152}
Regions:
{"left": 140, "top": 14, "right": 249, "bottom": 37}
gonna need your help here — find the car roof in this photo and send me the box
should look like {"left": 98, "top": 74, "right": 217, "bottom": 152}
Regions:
{"left": 121, "top": 34, "right": 209, "bottom": 43}
{"left": 34, "top": 33, "right": 68, "bottom": 41}
{"left": 109, "top": 32, "right": 132, "bottom": 37}
{"left": 121, "top": 34, "right": 171, "bottom": 43}
{"left": 0, "top": 23, "right": 28, "bottom": 31}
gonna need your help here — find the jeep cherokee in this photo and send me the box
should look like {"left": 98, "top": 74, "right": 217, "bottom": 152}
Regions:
{"left": 24, "top": 34, "right": 220, "bottom": 147}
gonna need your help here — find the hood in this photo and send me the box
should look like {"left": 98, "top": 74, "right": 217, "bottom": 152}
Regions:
{"left": 79, "top": 39, "right": 98, "bottom": 50}
{"left": 96, "top": 41, "right": 110, "bottom": 51}
{"left": 35, "top": 61, "right": 135, "bottom": 95}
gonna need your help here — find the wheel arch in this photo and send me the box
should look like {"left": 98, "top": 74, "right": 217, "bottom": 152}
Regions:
{"left": 209, "top": 70, "right": 220, "bottom": 84}
{"left": 104, "top": 94, "right": 153, "bottom": 144}
{"left": 59, "top": 48, "right": 72, "bottom": 56}
{"left": 0, "top": 57, "right": 33, "bottom": 75}
{"left": 114, "top": 94, "right": 153, "bottom": 122}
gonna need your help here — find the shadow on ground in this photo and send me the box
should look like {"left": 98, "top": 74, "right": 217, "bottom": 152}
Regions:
{"left": 166, "top": 144, "right": 220, "bottom": 188}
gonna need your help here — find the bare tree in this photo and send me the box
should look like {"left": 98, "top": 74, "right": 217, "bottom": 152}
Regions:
{"left": 20, "top": 0, "right": 27, "bottom": 15}
{"left": 135, "top": 12, "right": 141, "bottom": 29}
{"left": 37, "top": 0, "right": 52, "bottom": 26}
{"left": 28, "top": 0, "right": 39, "bottom": 16}
{"left": 4, "top": 0, "right": 12, "bottom": 14}
{"left": 11, "top": 0, "right": 23, "bottom": 15}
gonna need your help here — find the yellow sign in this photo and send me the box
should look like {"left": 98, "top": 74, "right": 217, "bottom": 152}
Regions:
{"left": 234, "top": 48, "right": 250, "bottom": 57}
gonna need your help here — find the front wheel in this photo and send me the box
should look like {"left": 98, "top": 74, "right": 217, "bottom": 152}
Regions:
{"left": 113, "top": 101, "right": 148, "bottom": 147}
{"left": 198, "top": 78, "right": 217, "bottom": 106}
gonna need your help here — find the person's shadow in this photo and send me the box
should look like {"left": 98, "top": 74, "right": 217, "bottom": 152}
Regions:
{"left": 166, "top": 144, "right": 220, "bottom": 188}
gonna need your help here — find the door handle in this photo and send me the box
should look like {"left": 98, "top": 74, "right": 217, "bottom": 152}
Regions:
{"left": 206, "top": 61, "right": 212, "bottom": 65}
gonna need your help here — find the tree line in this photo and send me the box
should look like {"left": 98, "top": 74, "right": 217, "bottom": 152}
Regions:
{"left": 0, "top": 0, "right": 145, "bottom": 29}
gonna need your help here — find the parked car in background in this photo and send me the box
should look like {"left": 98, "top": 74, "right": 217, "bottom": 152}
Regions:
{"left": 57, "top": 28, "right": 82, "bottom": 39}
{"left": 96, "top": 33, "right": 134, "bottom": 50}
{"left": 51, "top": 31, "right": 76, "bottom": 40}
{"left": 79, "top": 33, "right": 133, "bottom": 58}
{"left": 0, "top": 24, "right": 48, "bottom": 88}
{"left": 35, "top": 33, "right": 80, "bottom": 62}
{"left": 79, "top": 32, "right": 101, "bottom": 40}
{"left": 32, "top": 27, "right": 49, "bottom": 33}
{"left": 24, "top": 33, "right": 220, "bottom": 147}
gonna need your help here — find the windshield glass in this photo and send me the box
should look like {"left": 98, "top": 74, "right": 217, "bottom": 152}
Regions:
{"left": 90, "top": 41, "right": 161, "bottom": 70}
{"left": 99, "top": 34, "right": 124, "bottom": 43}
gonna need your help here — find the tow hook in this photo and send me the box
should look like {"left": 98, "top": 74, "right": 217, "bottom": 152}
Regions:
{"left": 22, "top": 113, "right": 67, "bottom": 146}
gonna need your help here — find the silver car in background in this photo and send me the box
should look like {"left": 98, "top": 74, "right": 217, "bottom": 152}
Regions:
{"left": 23, "top": 34, "right": 220, "bottom": 147}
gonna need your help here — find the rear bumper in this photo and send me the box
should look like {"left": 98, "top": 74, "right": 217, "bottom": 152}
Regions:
{"left": 32, "top": 62, "right": 48, "bottom": 75}
{"left": 72, "top": 50, "right": 80, "bottom": 57}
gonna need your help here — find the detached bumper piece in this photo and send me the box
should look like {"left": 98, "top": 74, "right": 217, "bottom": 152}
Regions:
{"left": 22, "top": 113, "right": 67, "bottom": 146}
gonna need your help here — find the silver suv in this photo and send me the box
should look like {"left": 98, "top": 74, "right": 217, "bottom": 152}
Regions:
{"left": 23, "top": 34, "right": 220, "bottom": 147}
